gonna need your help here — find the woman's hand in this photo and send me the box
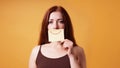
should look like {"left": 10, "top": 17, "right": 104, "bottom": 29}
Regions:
{"left": 49, "top": 39, "right": 74, "bottom": 56}
{"left": 62, "top": 39, "right": 73, "bottom": 56}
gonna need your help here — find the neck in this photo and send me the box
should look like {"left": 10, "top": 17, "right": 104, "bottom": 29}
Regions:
{"left": 49, "top": 41, "right": 63, "bottom": 49}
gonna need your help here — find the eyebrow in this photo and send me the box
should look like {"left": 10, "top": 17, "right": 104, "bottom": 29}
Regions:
{"left": 49, "top": 18, "right": 63, "bottom": 21}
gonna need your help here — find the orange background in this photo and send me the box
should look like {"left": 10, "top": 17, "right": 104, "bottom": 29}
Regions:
{"left": 0, "top": 0, "right": 120, "bottom": 68}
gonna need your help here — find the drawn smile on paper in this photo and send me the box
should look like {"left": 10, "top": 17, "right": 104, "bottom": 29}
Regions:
{"left": 49, "top": 29, "right": 62, "bottom": 35}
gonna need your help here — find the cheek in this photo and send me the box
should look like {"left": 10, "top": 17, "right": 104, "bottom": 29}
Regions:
{"left": 60, "top": 24, "right": 65, "bottom": 29}
{"left": 47, "top": 24, "right": 51, "bottom": 29}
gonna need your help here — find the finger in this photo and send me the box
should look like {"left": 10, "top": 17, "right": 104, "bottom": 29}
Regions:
{"left": 57, "top": 41, "right": 64, "bottom": 45}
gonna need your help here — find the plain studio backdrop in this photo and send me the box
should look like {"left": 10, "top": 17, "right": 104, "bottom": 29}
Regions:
{"left": 0, "top": 0, "right": 120, "bottom": 68}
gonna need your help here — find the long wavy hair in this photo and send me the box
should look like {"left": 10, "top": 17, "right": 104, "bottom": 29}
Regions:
{"left": 38, "top": 6, "right": 77, "bottom": 46}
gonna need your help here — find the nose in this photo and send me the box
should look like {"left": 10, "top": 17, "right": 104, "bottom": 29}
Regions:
{"left": 53, "top": 22, "right": 58, "bottom": 29}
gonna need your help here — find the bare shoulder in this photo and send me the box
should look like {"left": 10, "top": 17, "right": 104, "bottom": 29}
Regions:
{"left": 30, "top": 45, "right": 40, "bottom": 59}
{"left": 72, "top": 46, "right": 84, "bottom": 54}
{"left": 32, "top": 45, "right": 40, "bottom": 54}
{"left": 72, "top": 45, "right": 86, "bottom": 59}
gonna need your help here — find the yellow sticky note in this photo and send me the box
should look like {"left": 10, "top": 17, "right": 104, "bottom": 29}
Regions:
{"left": 48, "top": 29, "right": 64, "bottom": 42}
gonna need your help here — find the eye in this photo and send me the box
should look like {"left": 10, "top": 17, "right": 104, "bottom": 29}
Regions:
{"left": 58, "top": 20, "right": 64, "bottom": 24}
{"left": 48, "top": 21, "right": 53, "bottom": 24}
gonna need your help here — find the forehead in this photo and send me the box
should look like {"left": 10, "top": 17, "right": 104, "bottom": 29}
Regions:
{"left": 49, "top": 11, "right": 63, "bottom": 19}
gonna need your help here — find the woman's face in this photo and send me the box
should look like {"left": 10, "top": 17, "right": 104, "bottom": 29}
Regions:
{"left": 48, "top": 11, "right": 65, "bottom": 29}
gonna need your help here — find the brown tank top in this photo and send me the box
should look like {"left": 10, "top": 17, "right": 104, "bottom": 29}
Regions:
{"left": 36, "top": 45, "right": 71, "bottom": 68}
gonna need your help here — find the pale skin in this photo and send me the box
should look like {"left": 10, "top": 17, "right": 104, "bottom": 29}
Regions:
{"left": 29, "top": 11, "right": 86, "bottom": 68}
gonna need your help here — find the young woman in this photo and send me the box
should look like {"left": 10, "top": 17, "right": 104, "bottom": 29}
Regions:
{"left": 29, "top": 5, "right": 86, "bottom": 68}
